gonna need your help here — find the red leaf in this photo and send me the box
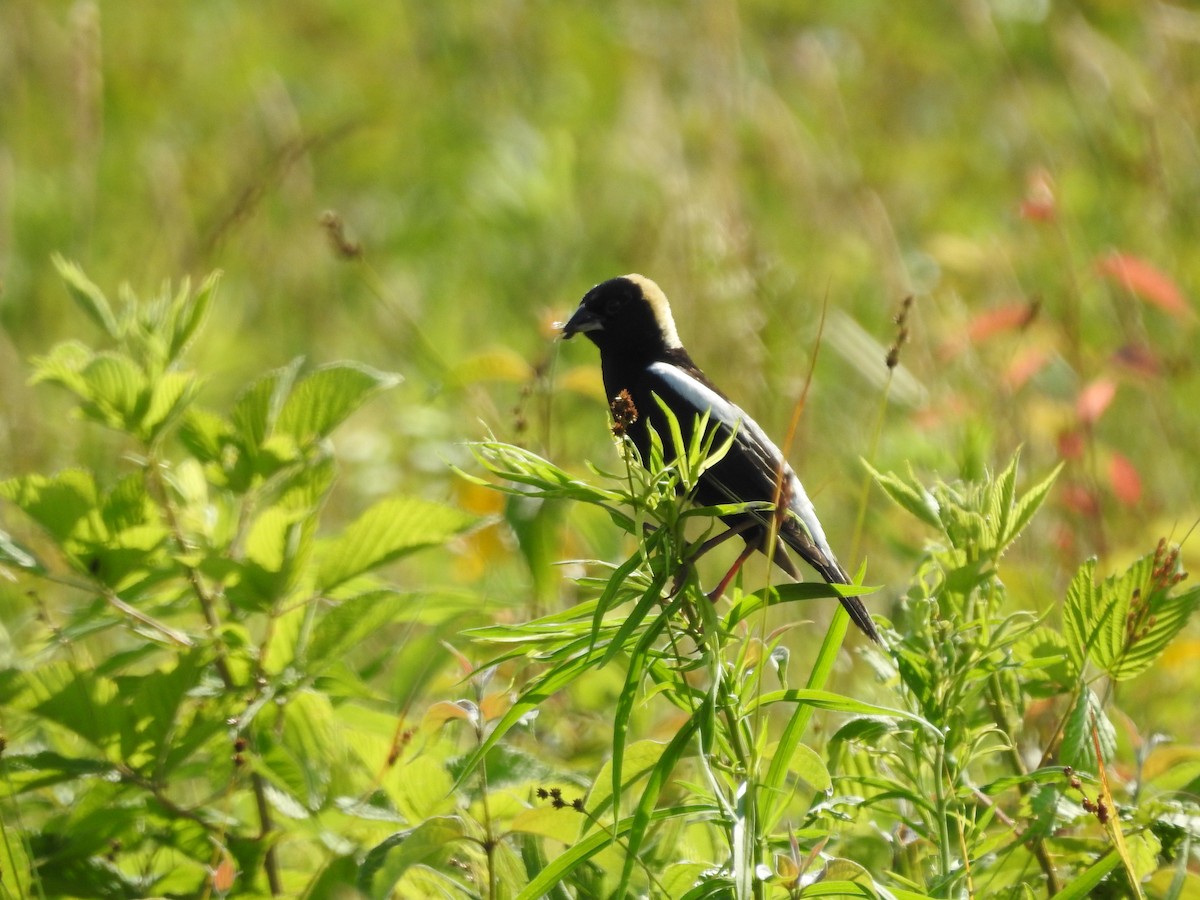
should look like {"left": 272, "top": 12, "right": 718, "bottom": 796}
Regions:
{"left": 1005, "top": 347, "right": 1052, "bottom": 390}
{"left": 212, "top": 853, "right": 237, "bottom": 893}
{"left": 1057, "top": 429, "right": 1085, "bottom": 460}
{"left": 968, "top": 302, "right": 1039, "bottom": 343}
{"left": 1060, "top": 483, "right": 1100, "bottom": 516}
{"left": 1076, "top": 378, "right": 1117, "bottom": 425}
{"left": 1097, "top": 253, "right": 1191, "bottom": 318}
{"left": 1108, "top": 452, "right": 1142, "bottom": 507}
{"left": 1019, "top": 168, "right": 1056, "bottom": 222}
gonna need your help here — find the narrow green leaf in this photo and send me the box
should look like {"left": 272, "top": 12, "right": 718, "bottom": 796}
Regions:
{"left": 747, "top": 689, "right": 935, "bottom": 729}
{"left": 358, "top": 817, "right": 466, "bottom": 899}
{"left": 317, "top": 496, "right": 478, "bottom": 592}
{"left": 989, "top": 451, "right": 1019, "bottom": 550}
{"left": 616, "top": 714, "right": 701, "bottom": 896}
{"left": 53, "top": 254, "right": 120, "bottom": 337}
{"left": 1050, "top": 849, "right": 1121, "bottom": 900}
{"left": 0, "top": 528, "right": 47, "bottom": 574}
{"left": 168, "top": 269, "right": 219, "bottom": 361}
{"left": 276, "top": 361, "right": 401, "bottom": 443}
{"left": 1006, "top": 461, "right": 1062, "bottom": 547}
{"left": 513, "top": 805, "right": 716, "bottom": 900}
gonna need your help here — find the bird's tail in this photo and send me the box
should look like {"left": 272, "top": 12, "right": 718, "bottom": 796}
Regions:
{"left": 772, "top": 538, "right": 882, "bottom": 644}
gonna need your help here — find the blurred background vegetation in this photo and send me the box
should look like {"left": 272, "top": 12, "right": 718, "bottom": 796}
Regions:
{"left": 2, "top": 0, "right": 1199, "bottom": 764}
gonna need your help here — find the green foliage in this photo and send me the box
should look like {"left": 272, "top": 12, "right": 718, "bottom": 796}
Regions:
{"left": 4, "top": 4, "right": 1200, "bottom": 898}
{"left": 0, "top": 264, "right": 478, "bottom": 896}
{"left": 4, "top": 268, "right": 1199, "bottom": 899}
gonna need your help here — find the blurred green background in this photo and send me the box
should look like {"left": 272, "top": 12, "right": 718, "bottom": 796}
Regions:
{"left": 2, "top": 1, "right": 1198, "bottom": 725}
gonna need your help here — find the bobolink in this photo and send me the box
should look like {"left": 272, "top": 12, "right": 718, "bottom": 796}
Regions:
{"left": 562, "top": 274, "right": 880, "bottom": 643}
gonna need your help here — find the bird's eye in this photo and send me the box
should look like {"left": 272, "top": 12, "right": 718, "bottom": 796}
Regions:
{"left": 603, "top": 297, "right": 622, "bottom": 316}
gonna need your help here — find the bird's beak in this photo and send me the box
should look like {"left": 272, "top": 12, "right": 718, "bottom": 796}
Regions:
{"left": 561, "top": 305, "right": 603, "bottom": 339}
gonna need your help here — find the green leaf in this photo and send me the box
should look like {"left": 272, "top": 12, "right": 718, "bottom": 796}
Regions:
{"left": 1061, "top": 686, "right": 1116, "bottom": 772}
{"left": 1005, "top": 460, "right": 1062, "bottom": 547}
{"left": 1110, "top": 584, "right": 1200, "bottom": 682}
{"left": 0, "top": 528, "right": 46, "bottom": 574}
{"left": 747, "top": 689, "right": 935, "bottom": 729}
{"left": 178, "top": 406, "right": 234, "bottom": 464}
{"left": 168, "top": 270, "right": 219, "bottom": 361}
{"left": 52, "top": 254, "right": 120, "bottom": 337}
{"left": 1062, "top": 558, "right": 1111, "bottom": 675}
{"left": 16, "top": 661, "right": 123, "bottom": 750}
{"left": 1050, "top": 850, "right": 1121, "bottom": 900}
{"left": 80, "top": 351, "right": 147, "bottom": 430}
{"left": 0, "top": 469, "right": 101, "bottom": 544}
{"left": 513, "top": 805, "right": 717, "bottom": 900}
{"left": 231, "top": 357, "right": 304, "bottom": 451}
{"left": 276, "top": 361, "right": 401, "bottom": 444}
{"left": 864, "top": 461, "right": 941, "bottom": 529}
{"left": 143, "top": 370, "right": 204, "bottom": 441}
{"left": 358, "top": 817, "right": 466, "bottom": 900}
{"left": 305, "top": 591, "right": 424, "bottom": 672}
{"left": 316, "top": 496, "right": 477, "bottom": 592}
{"left": 1063, "top": 551, "right": 1200, "bottom": 682}
{"left": 28, "top": 340, "right": 94, "bottom": 396}
{"left": 616, "top": 714, "right": 701, "bottom": 896}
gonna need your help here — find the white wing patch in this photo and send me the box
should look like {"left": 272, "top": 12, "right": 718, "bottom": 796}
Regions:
{"left": 645, "top": 361, "right": 836, "bottom": 557}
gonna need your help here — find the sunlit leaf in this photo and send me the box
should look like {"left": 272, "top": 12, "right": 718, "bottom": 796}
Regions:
{"left": 864, "top": 461, "right": 941, "bottom": 530}
{"left": 316, "top": 496, "right": 478, "bottom": 592}
{"left": 276, "top": 361, "right": 401, "bottom": 444}
{"left": 52, "top": 254, "right": 120, "bottom": 337}
{"left": 1060, "top": 686, "right": 1115, "bottom": 772}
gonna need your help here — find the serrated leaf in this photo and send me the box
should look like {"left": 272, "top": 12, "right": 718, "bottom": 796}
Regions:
{"left": 143, "top": 371, "right": 204, "bottom": 441}
{"left": 80, "top": 352, "right": 147, "bottom": 430}
{"left": 1110, "top": 582, "right": 1200, "bottom": 681}
{"left": 16, "top": 661, "right": 123, "bottom": 749}
{"left": 0, "top": 469, "right": 101, "bottom": 544}
{"left": 168, "top": 270, "right": 219, "bottom": 361}
{"left": 53, "top": 254, "right": 120, "bottom": 337}
{"left": 231, "top": 358, "right": 304, "bottom": 451}
{"left": 28, "top": 340, "right": 94, "bottom": 396}
{"left": 1060, "top": 687, "right": 1115, "bottom": 772}
{"left": 305, "top": 591, "right": 421, "bottom": 672}
{"left": 1062, "top": 558, "right": 1107, "bottom": 675}
{"left": 178, "top": 407, "right": 234, "bottom": 464}
{"left": 1005, "top": 461, "right": 1062, "bottom": 547}
{"left": 316, "top": 496, "right": 477, "bottom": 592}
{"left": 276, "top": 362, "right": 400, "bottom": 444}
{"left": 864, "top": 461, "right": 941, "bottom": 529}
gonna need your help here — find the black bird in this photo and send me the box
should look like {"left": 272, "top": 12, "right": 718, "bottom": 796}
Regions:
{"left": 562, "top": 274, "right": 880, "bottom": 643}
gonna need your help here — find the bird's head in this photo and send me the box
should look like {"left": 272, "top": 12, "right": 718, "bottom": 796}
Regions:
{"left": 562, "top": 274, "right": 682, "bottom": 359}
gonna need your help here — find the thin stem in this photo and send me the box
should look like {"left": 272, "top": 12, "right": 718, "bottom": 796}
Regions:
{"left": 144, "top": 454, "right": 283, "bottom": 896}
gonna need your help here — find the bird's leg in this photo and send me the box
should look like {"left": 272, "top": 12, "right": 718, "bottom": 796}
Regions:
{"left": 706, "top": 541, "right": 757, "bottom": 603}
{"left": 687, "top": 519, "right": 756, "bottom": 563}
{"left": 670, "top": 519, "right": 756, "bottom": 598}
